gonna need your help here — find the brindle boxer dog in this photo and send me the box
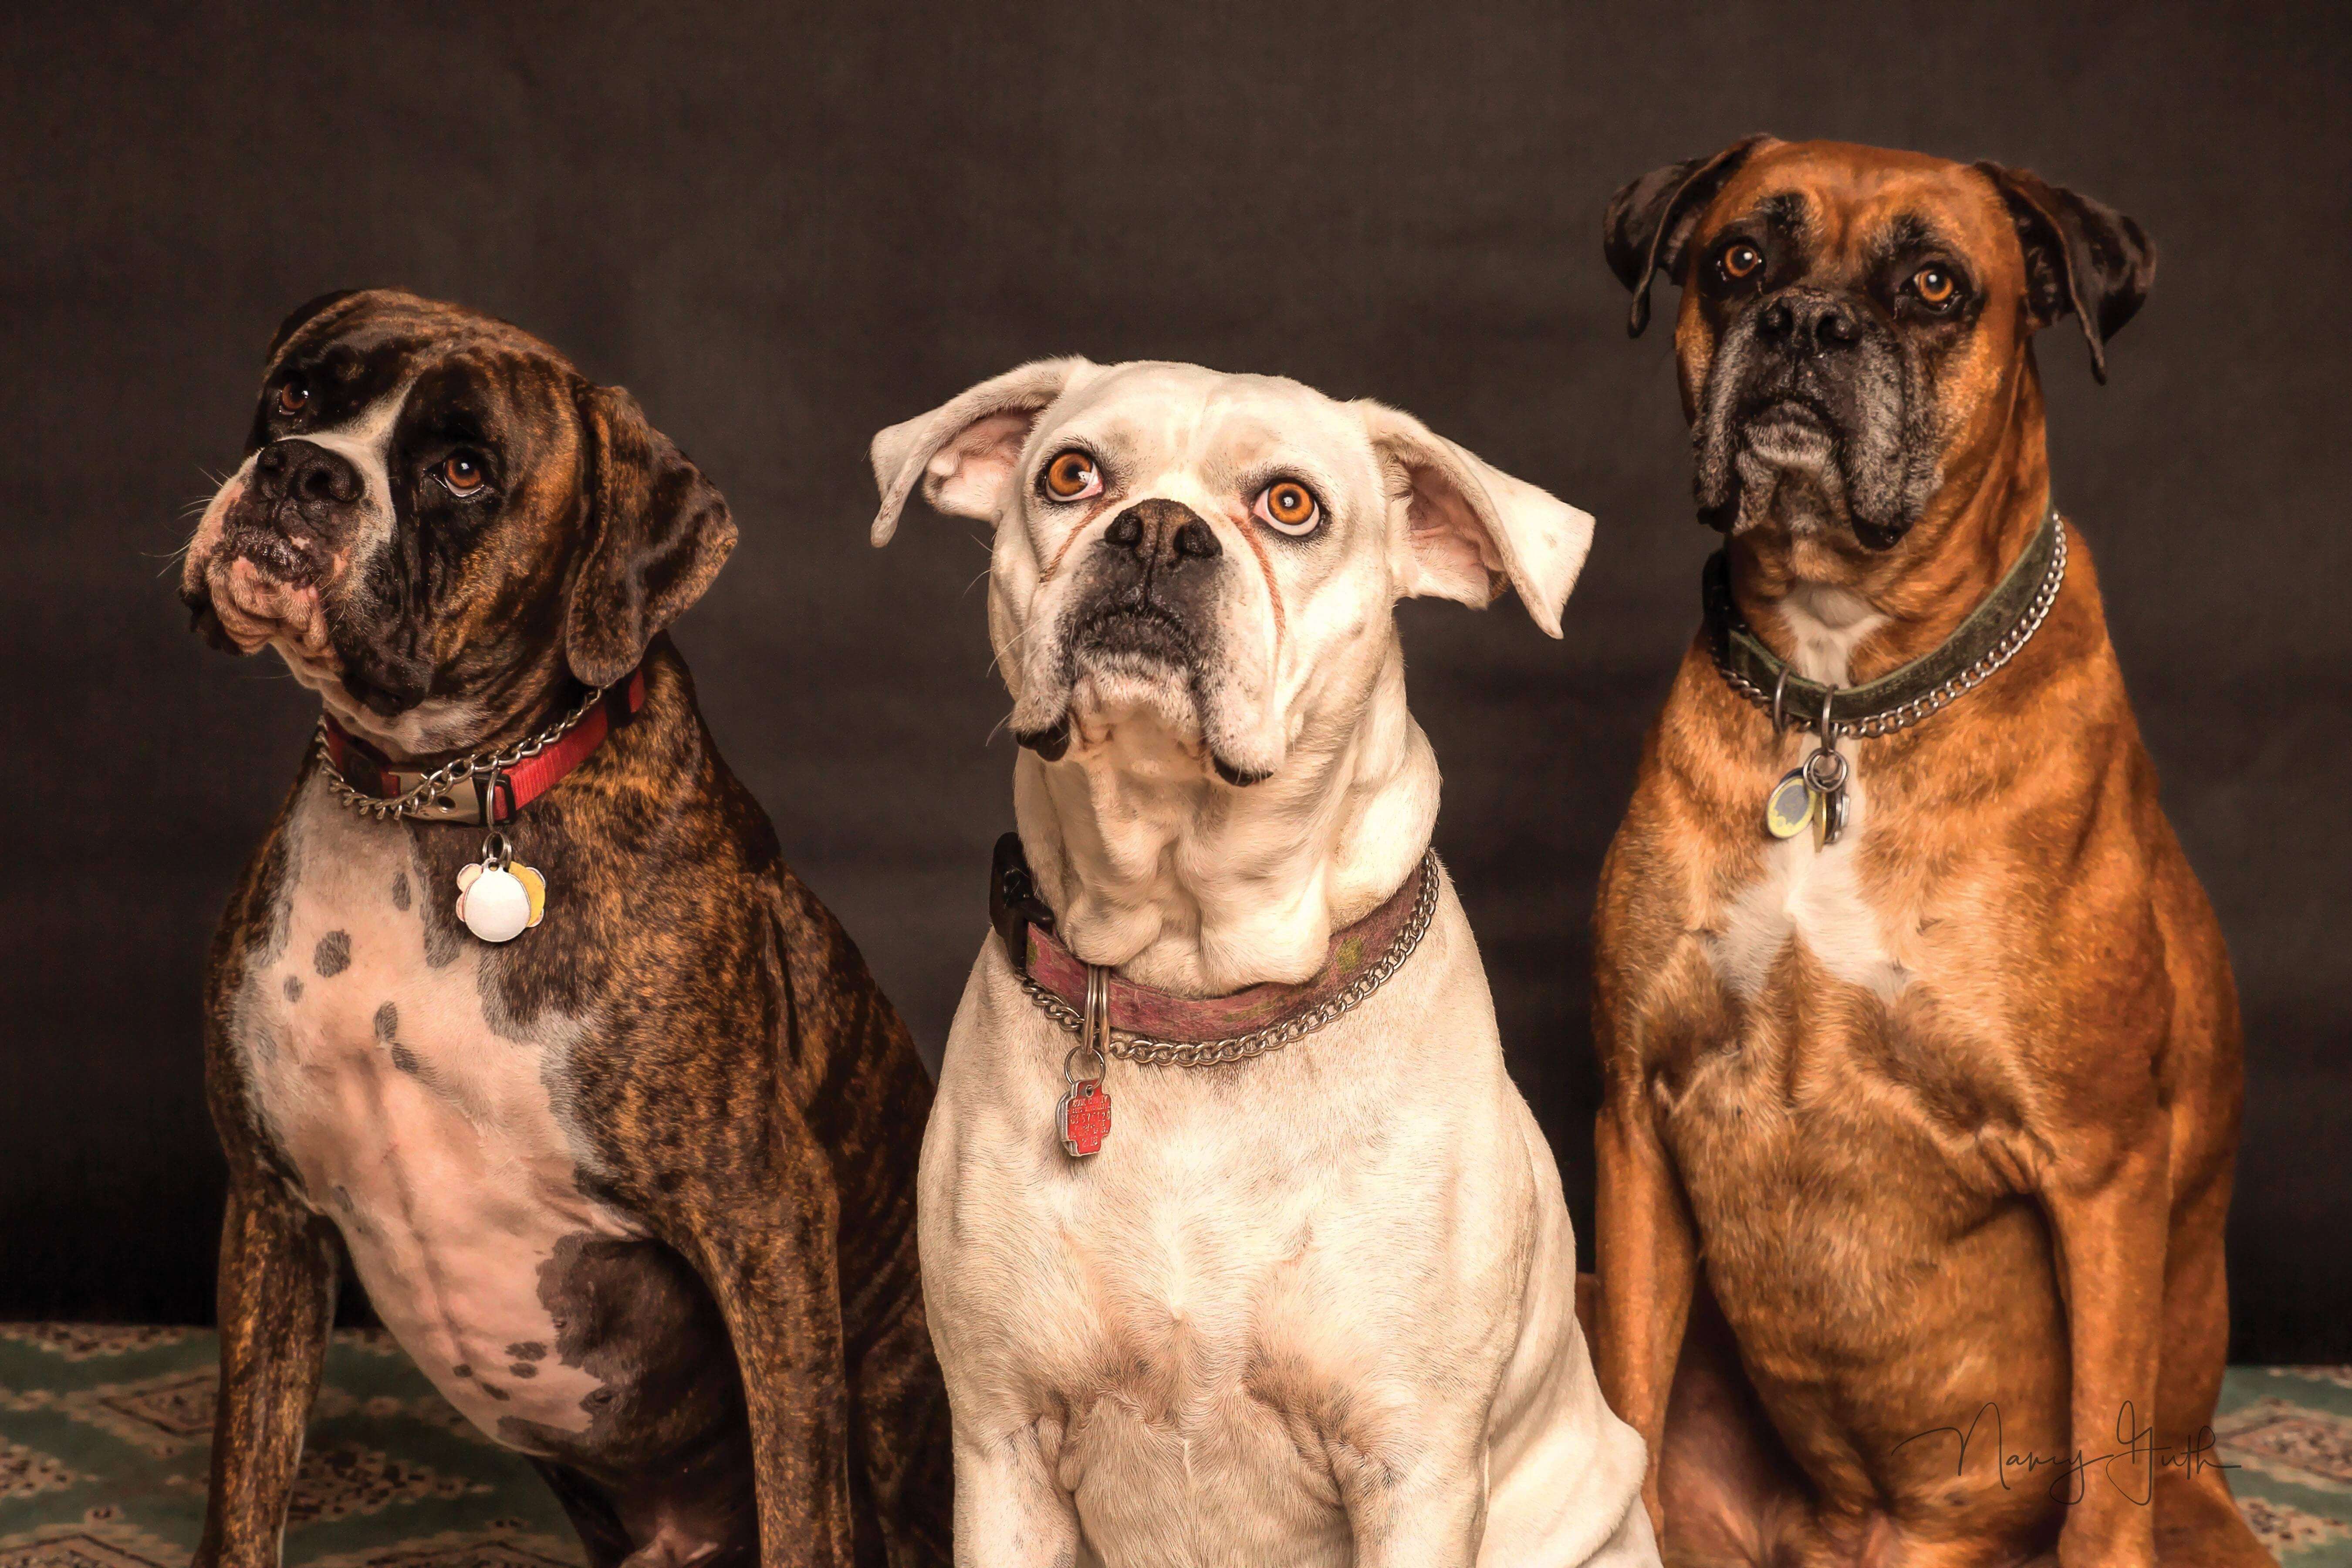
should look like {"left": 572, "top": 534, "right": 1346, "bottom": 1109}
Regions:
{"left": 179, "top": 290, "right": 950, "bottom": 1568}
{"left": 1589, "top": 141, "right": 2266, "bottom": 1567}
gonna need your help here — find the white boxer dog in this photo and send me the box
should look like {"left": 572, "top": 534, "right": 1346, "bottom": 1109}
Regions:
{"left": 869, "top": 359, "right": 1657, "bottom": 1568}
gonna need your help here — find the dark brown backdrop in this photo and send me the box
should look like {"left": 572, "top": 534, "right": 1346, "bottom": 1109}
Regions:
{"left": 2, "top": 2, "right": 2345, "bottom": 1358}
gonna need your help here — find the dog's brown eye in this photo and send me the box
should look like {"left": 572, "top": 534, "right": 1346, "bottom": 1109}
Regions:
{"left": 1914, "top": 266, "right": 1958, "bottom": 306}
{"left": 1721, "top": 243, "right": 1764, "bottom": 281}
{"left": 1254, "top": 480, "right": 1321, "bottom": 537}
{"left": 438, "top": 453, "right": 487, "bottom": 495}
{"left": 277, "top": 378, "right": 310, "bottom": 416}
{"left": 1042, "top": 449, "right": 1101, "bottom": 501}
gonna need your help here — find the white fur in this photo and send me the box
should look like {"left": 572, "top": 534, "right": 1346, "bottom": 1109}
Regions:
{"left": 228, "top": 775, "right": 638, "bottom": 1450}
{"left": 872, "top": 363, "right": 1653, "bottom": 1566}
{"left": 872, "top": 360, "right": 1593, "bottom": 996}
{"left": 1707, "top": 764, "right": 1908, "bottom": 1003}
{"left": 1707, "top": 590, "right": 1909, "bottom": 1002}
{"left": 1775, "top": 583, "right": 1886, "bottom": 687}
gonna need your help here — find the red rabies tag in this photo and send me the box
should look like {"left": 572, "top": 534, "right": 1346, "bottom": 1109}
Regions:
{"left": 1057, "top": 1080, "right": 1111, "bottom": 1158}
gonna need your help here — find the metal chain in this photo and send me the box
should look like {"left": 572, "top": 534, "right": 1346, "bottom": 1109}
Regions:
{"left": 315, "top": 683, "right": 608, "bottom": 821}
{"left": 1713, "top": 520, "right": 2068, "bottom": 741}
{"left": 1015, "top": 848, "right": 1443, "bottom": 1069}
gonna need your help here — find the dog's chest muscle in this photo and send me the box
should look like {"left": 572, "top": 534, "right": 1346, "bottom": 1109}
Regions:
{"left": 229, "top": 784, "right": 642, "bottom": 1450}
{"left": 1639, "top": 762, "right": 2049, "bottom": 1314}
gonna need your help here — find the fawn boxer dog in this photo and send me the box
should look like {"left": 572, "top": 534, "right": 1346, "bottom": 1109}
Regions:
{"left": 1590, "top": 139, "right": 2264, "bottom": 1566}
{"left": 868, "top": 360, "right": 1658, "bottom": 1566}
{"left": 179, "top": 290, "right": 950, "bottom": 1568}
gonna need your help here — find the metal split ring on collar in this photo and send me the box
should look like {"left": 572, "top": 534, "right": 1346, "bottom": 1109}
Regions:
{"left": 1067, "top": 965, "right": 1112, "bottom": 1088}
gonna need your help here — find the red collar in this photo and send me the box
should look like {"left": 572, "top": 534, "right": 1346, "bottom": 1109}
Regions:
{"left": 320, "top": 666, "right": 648, "bottom": 825}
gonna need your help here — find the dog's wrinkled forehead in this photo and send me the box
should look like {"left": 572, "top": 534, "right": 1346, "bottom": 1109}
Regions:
{"left": 251, "top": 291, "right": 580, "bottom": 457}
{"left": 1033, "top": 362, "right": 1375, "bottom": 505}
{"left": 1698, "top": 143, "right": 2022, "bottom": 290}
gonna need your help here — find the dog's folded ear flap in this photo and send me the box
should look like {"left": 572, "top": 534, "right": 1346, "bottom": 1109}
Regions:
{"left": 1604, "top": 135, "right": 1772, "bottom": 338}
{"left": 1362, "top": 402, "right": 1594, "bottom": 639}
{"left": 1974, "top": 162, "right": 2156, "bottom": 385}
{"left": 564, "top": 383, "right": 737, "bottom": 688}
{"left": 869, "top": 358, "right": 1095, "bottom": 544}
{"left": 267, "top": 290, "right": 363, "bottom": 360}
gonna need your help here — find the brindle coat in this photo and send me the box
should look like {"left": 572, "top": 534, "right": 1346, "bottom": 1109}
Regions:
{"left": 1589, "top": 142, "right": 2266, "bottom": 1568}
{"left": 182, "top": 292, "right": 949, "bottom": 1568}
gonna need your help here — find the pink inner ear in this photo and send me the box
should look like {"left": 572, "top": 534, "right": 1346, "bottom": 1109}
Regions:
{"left": 927, "top": 411, "right": 1037, "bottom": 517}
{"left": 1406, "top": 476, "right": 1506, "bottom": 607}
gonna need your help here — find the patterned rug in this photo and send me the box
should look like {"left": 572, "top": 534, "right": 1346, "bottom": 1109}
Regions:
{"left": 1, "top": 1325, "right": 2347, "bottom": 1564}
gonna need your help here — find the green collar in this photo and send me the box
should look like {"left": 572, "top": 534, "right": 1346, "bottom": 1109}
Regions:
{"left": 1702, "top": 502, "right": 2068, "bottom": 739}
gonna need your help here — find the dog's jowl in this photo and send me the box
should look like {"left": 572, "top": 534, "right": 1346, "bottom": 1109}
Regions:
{"left": 1592, "top": 140, "right": 2265, "bottom": 1566}
{"left": 872, "top": 360, "right": 1659, "bottom": 1566}
{"left": 180, "top": 291, "right": 950, "bottom": 1568}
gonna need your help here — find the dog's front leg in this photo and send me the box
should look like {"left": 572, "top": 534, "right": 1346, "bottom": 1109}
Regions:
{"left": 196, "top": 1169, "right": 339, "bottom": 1568}
{"left": 1338, "top": 1430, "right": 1487, "bottom": 1568}
{"left": 948, "top": 1419, "right": 1080, "bottom": 1567}
{"left": 2041, "top": 1125, "right": 2171, "bottom": 1568}
{"left": 689, "top": 1149, "right": 858, "bottom": 1568}
{"left": 1592, "top": 1076, "right": 1697, "bottom": 1537}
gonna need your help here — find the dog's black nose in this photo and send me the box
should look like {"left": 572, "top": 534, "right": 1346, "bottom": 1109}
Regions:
{"left": 252, "top": 439, "right": 362, "bottom": 506}
{"left": 1757, "top": 291, "right": 1862, "bottom": 357}
{"left": 1103, "top": 499, "right": 1221, "bottom": 568}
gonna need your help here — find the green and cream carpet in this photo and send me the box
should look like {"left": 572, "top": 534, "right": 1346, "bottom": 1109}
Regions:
{"left": 2, "top": 1324, "right": 2347, "bottom": 1564}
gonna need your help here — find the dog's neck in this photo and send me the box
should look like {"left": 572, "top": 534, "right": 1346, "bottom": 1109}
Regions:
{"left": 1012, "top": 641, "right": 1436, "bottom": 997}
{"left": 300, "top": 644, "right": 583, "bottom": 771}
{"left": 1728, "top": 355, "right": 2055, "bottom": 689}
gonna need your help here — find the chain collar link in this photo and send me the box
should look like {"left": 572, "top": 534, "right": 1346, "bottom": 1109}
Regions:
{"left": 315, "top": 683, "right": 608, "bottom": 822}
{"left": 1712, "top": 519, "right": 2068, "bottom": 741}
{"left": 1014, "top": 849, "right": 1442, "bottom": 1069}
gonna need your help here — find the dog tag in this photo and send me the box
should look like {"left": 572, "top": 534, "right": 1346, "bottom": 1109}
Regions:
{"left": 455, "top": 834, "right": 547, "bottom": 943}
{"left": 1764, "top": 769, "right": 1815, "bottom": 839}
{"left": 1815, "top": 784, "right": 1850, "bottom": 848}
{"left": 1057, "top": 1079, "right": 1111, "bottom": 1157}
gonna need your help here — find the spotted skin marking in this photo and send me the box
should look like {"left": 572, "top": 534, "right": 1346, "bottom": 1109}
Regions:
{"left": 391, "top": 870, "right": 411, "bottom": 911}
{"left": 511, "top": 1362, "right": 538, "bottom": 1378}
{"left": 313, "top": 930, "right": 351, "bottom": 977}
{"left": 509, "top": 1342, "right": 547, "bottom": 1361}
{"left": 390, "top": 1044, "right": 422, "bottom": 1075}
{"left": 284, "top": 975, "right": 303, "bottom": 1003}
{"left": 374, "top": 1002, "right": 399, "bottom": 1041}
{"left": 453, "top": 1364, "right": 473, "bottom": 1379}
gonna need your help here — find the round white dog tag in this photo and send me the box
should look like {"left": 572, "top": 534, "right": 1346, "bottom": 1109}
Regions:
{"left": 454, "top": 859, "right": 547, "bottom": 944}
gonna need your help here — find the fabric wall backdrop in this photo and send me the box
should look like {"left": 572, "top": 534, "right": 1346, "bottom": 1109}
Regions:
{"left": 2, "top": 2, "right": 2344, "bottom": 1357}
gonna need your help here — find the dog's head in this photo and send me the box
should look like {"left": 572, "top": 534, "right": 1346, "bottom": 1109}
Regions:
{"left": 1605, "top": 138, "right": 2153, "bottom": 553}
{"left": 869, "top": 359, "right": 1592, "bottom": 785}
{"left": 180, "top": 289, "right": 734, "bottom": 755}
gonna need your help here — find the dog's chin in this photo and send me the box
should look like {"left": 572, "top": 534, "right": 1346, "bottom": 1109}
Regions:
{"left": 1014, "top": 652, "right": 1275, "bottom": 787}
{"left": 1702, "top": 405, "right": 1911, "bottom": 551}
{"left": 194, "top": 550, "right": 338, "bottom": 664}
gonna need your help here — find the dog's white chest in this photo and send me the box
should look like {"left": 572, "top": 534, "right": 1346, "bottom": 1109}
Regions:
{"left": 1707, "top": 600, "right": 1913, "bottom": 1003}
{"left": 230, "top": 785, "right": 639, "bottom": 1450}
{"left": 1706, "top": 773, "right": 1911, "bottom": 1003}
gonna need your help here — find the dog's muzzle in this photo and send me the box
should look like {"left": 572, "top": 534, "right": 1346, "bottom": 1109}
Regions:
{"left": 1696, "top": 286, "right": 1926, "bottom": 547}
{"left": 1066, "top": 497, "right": 1224, "bottom": 667}
{"left": 227, "top": 439, "right": 365, "bottom": 580}
{"left": 1011, "top": 497, "right": 1233, "bottom": 764}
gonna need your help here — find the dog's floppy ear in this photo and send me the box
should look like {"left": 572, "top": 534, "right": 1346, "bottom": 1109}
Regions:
{"left": 1604, "top": 136, "right": 1773, "bottom": 338}
{"left": 1361, "top": 402, "right": 1594, "bottom": 640}
{"left": 564, "top": 383, "right": 737, "bottom": 687}
{"left": 267, "top": 290, "right": 363, "bottom": 360}
{"left": 869, "top": 358, "right": 1095, "bottom": 544}
{"left": 1974, "top": 162, "right": 2155, "bottom": 385}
